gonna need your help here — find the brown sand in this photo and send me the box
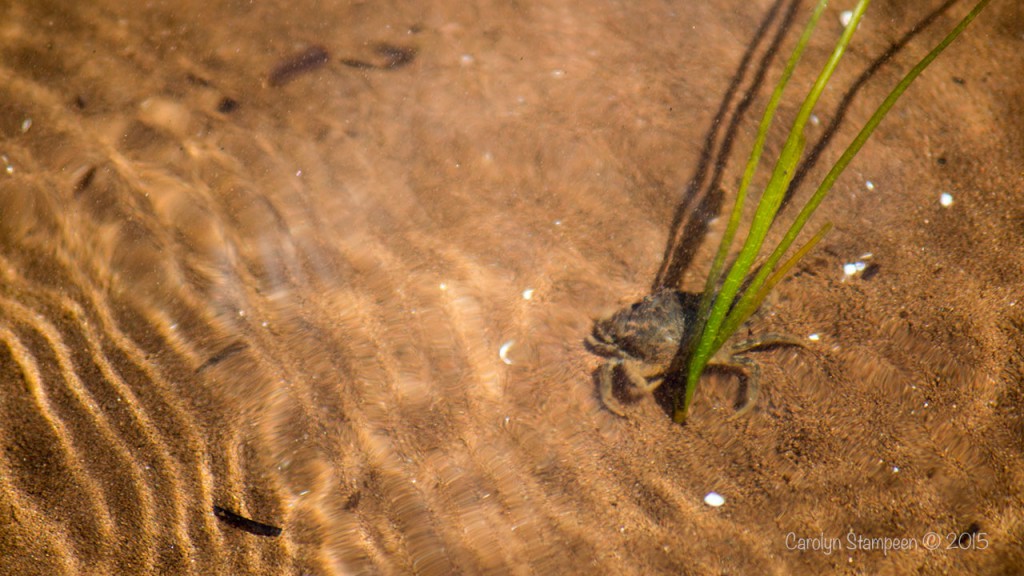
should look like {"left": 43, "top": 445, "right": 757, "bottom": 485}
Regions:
{"left": 0, "top": 0, "right": 1021, "bottom": 574}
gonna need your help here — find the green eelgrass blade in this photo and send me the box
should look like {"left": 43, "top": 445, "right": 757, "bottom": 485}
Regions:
{"left": 695, "top": 0, "right": 830, "bottom": 333}
{"left": 675, "top": 0, "right": 871, "bottom": 423}
{"left": 716, "top": 0, "right": 993, "bottom": 347}
{"left": 712, "top": 222, "right": 833, "bottom": 352}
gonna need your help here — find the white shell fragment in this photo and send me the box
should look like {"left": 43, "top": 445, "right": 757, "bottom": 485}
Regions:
{"left": 704, "top": 492, "right": 725, "bottom": 507}
{"left": 498, "top": 340, "right": 516, "bottom": 365}
{"left": 808, "top": 333, "right": 821, "bottom": 342}
{"left": 865, "top": 180, "right": 875, "bottom": 191}
{"left": 940, "top": 192, "right": 954, "bottom": 207}
{"left": 840, "top": 10, "right": 854, "bottom": 27}
{"left": 843, "top": 261, "right": 868, "bottom": 276}
{"left": 843, "top": 252, "right": 873, "bottom": 279}
{"left": 522, "top": 288, "right": 535, "bottom": 300}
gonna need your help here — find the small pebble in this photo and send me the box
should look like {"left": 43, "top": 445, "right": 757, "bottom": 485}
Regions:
{"left": 865, "top": 180, "right": 875, "bottom": 191}
{"left": 808, "top": 333, "right": 821, "bottom": 342}
{"left": 704, "top": 492, "right": 725, "bottom": 507}
{"left": 522, "top": 288, "right": 535, "bottom": 300}
{"left": 940, "top": 192, "right": 954, "bottom": 207}
{"left": 840, "top": 10, "right": 853, "bottom": 27}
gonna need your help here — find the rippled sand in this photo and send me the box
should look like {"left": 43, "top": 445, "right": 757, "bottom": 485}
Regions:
{"left": 0, "top": 0, "right": 1021, "bottom": 574}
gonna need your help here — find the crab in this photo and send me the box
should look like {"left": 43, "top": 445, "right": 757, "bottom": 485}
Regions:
{"left": 585, "top": 288, "right": 803, "bottom": 418}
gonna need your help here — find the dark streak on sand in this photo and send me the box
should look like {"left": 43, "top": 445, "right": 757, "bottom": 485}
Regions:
{"left": 268, "top": 45, "right": 330, "bottom": 87}
{"left": 196, "top": 342, "right": 248, "bottom": 373}
{"left": 340, "top": 58, "right": 376, "bottom": 70}
{"left": 374, "top": 44, "right": 417, "bottom": 69}
{"left": 341, "top": 43, "right": 417, "bottom": 70}
{"left": 213, "top": 505, "right": 283, "bottom": 537}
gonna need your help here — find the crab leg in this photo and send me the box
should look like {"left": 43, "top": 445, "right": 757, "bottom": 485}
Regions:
{"left": 728, "top": 333, "right": 805, "bottom": 355}
{"left": 707, "top": 354, "right": 761, "bottom": 420}
{"left": 598, "top": 361, "right": 626, "bottom": 417}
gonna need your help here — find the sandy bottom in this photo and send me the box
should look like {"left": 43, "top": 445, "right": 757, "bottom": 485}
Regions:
{"left": 0, "top": 0, "right": 1021, "bottom": 574}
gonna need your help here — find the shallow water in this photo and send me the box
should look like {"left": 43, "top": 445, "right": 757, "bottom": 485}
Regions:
{"left": 0, "top": 0, "right": 1022, "bottom": 574}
